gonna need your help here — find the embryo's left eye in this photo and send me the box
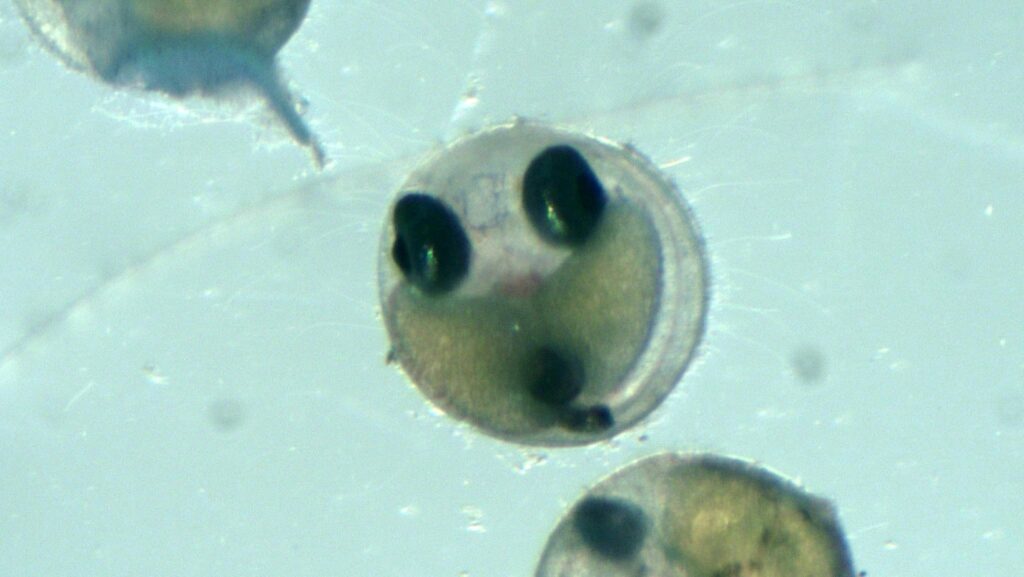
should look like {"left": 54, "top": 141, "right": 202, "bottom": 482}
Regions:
{"left": 378, "top": 120, "right": 709, "bottom": 446}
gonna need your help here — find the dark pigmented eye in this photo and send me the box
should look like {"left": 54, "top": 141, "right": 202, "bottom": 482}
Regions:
{"left": 523, "top": 145, "right": 607, "bottom": 246}
{"left": 391, "top": 193, "right": 471, "bottom": 295}
{"left": 573, "top": 496, "right": 649, "bottom": 561}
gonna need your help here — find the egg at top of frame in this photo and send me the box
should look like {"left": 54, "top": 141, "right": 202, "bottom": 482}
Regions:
{"left": 535, "top": 453, "right": 856, "bottom": 577}
{"left": 14, "top": 0, "right": 325, "bottom": 166}
{"left": 378, "top": 121, "right": 709, "bottom": 447}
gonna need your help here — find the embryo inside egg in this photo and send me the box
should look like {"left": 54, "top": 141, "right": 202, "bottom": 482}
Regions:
{"left": 14, "top": 0, "right": 324, "bottom": 166}
{"left": 535, "top": 453, "right": 856, "bottom": 577}
{"left": 378, "top": 121, "right": 709, "bottom": 446}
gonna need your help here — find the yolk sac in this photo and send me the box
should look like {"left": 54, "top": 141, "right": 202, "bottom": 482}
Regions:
{"left": 572, "top": 496, "right": 649, "bottom": 561}
{"left": 14, "top": 0, "right": 325, "bottom": 167}
{"left": 379, "top": 121, "right": 708, "bottom": 446}
{"left": 536, "top": 453, "right": 858, "bottom": 577}
{"left": 391, "top": 193, "right": 471, "bottom": 296}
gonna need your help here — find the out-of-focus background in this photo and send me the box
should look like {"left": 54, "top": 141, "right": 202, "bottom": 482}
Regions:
{"left": 1, "top": 1, "right": 1021, "bottom": 576}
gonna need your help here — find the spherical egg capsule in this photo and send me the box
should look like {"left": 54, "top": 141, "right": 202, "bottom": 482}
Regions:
{"left": 378, "top": 121, "right": 708, "bottom": 446}
{"left": 535, "top": 453, "right": 856, "bottom": 577}
{"left": 14, "top": 0, "right": 325, "bottom": 166}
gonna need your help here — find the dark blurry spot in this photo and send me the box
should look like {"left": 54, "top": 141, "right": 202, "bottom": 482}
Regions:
{"left": 628, "top": 1, "right": 666, "bottom": 39}
{"left": 527, "top": 346, "right": 585, "bottom": 407}
{"left": 996, "top": 393, "right": 1024, "bottom": 428}
{"left": 208, "top": 398, "right": 247, "bottom": 432}
{"left": 0, "top": 184, "right": 34, "bottom": 225}
{"left": 523, "top": 145, "right": 607, "bottom": 246}
{"left": 573, "top": 496, "right": 649, "bottom": 560}
{"left": 563, "top": 405, "right": 614, "bottom": 433}
{"left": 790, "top": 346, "right": 827, "bottom": 385}
{"left": 392, "top": 193, "right": 471, "bottom": 295}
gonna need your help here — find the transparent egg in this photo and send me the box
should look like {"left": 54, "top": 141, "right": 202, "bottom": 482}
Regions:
{"left": 378, "top": 121, "right": 708, "bottom": 446}
{"left": 536, "top": 453, "right": 856, "bottom": 577}
{"left": 14, "top": 0, "right": 325, "bottom": 166}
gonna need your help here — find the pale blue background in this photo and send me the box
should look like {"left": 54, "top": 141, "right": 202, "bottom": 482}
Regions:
{"left": 1, "top": 1, "right": 1022, "bottom": 576}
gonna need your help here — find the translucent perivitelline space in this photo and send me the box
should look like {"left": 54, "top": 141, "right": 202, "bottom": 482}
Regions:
{"left": 1, "top": 1, "right": 1023, "bottom": 577}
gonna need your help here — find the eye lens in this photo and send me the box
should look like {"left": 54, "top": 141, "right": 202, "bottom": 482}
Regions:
{"left": 573, "top": 496, "right": 649, "bottom": 561}
{"left": 523, "top": 145, "right": 607, "bottom": 246}
{"left": 391, "top": 194, "right": 471, "bottom": 295}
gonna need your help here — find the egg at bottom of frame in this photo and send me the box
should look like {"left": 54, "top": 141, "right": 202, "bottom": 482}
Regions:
{"left": 535, "top": 453, "right": 857, "bottom": 577}
{"left": 378, "top": 121, "right": 708, "bottom": 447}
